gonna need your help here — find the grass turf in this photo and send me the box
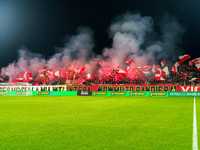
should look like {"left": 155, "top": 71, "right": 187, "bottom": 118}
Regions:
{"left": 0, "top": 96, "right": 195, "bottom": 150}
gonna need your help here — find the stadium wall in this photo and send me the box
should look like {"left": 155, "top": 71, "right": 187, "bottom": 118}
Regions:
{"left": 0, "top": 91, "right": 199, "bottom": 97}
{"left": 1, "top": 85, "right": 200, "bottom": 92}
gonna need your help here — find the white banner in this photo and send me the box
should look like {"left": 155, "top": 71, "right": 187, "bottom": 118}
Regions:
{"left": 0, "top": 86, "right": 66, "bottom": 91}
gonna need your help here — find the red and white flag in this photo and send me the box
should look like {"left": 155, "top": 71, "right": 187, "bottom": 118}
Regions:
{"left": 161, "top": 60, "right": 167, "bottom": 67}
{"left": 46, "top": 68, "right": 54, "bottom": 79}
{"left": 39, "top": 72, "right": 45, "bottom": 77}
{"left": 192, "top": 57, "right": 200, "bottom": 64}
{"left": 54, "top": 70, "right": 60, "bottom": 78}
{"left": 47, "top": 68, "right": 53, "bottom": 75}
{"left": 172, "top": 62, "right": 179, "bottom": 73}
{"left": 183, "top": 71, "right": 188, "bottom": 76}
{"left": 87, "top": 73, "right": 93, "bottom": 80}
{"left": 9, "top": 63, "right": 14, "bottom": 68}
{"left": 140, "top": 71, "right": 150, "bottom": 75}
{"left": 161, "top": 66, "right": 169, "bottom": 76}
{"left": 155, "top": 76, "right": 165, "bottom": 81}
{"left": 179, "top": 54, "right": 191, "bottom": 63}
{"left": 74, "top": 66, "right": 85, "bottom": 74}
{"left": 194, "top": 64, "right": 200, "bottom": 71}
{"left": 189, "top": 78, "right": 200, "bottom": 82}
{"left": 22, "top": 72, "right": 28, "bottom": 80}
{"left": 125, "top": 57, "right": 132, "bottom": 65}
{"left": 18, "top": 72, "right": 33, "bottom": 81}
{"left": 23, "top": 72, "right": 32, "bottom": 80}
{"left": 118, "top": 69, "right": 126, "bottom": 74}
{"left": 155, "top": 70, "right": 165, "bottom": 80}
{"left": 142, "top": 65, "right": 152, "bottom": 70}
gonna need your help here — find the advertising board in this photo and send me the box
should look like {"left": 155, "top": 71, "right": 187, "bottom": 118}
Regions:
{"left": 92, "top": 91, "right": 168, "bottom": 97}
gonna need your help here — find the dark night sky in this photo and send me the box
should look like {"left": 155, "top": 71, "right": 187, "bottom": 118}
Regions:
{"left": 0, "top": 0, "right": 200, "bottom": 66}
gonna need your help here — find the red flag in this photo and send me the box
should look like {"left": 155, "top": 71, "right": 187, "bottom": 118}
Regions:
{"left": 28, "top": 73, "right": 33, "bottom": 80}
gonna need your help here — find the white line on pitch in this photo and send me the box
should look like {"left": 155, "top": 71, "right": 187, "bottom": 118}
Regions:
{"left": 193, "top": 97, "right": 198, "bottom": 150}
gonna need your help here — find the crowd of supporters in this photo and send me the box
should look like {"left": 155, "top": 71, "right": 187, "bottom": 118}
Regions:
{"left": 80, "top": 63, "right": 199, "bottom": 85}
{"left": 1, "top": 61, "right": 200, "bottom": 85}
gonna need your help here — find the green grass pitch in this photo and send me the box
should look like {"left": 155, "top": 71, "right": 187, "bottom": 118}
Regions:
{"left": 0, "top": 96, "right": 198, "bottom": 149}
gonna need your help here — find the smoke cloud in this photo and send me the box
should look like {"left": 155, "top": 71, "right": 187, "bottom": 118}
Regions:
{"left": 2, "top": 12, "right": 186, "bottom": 80}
